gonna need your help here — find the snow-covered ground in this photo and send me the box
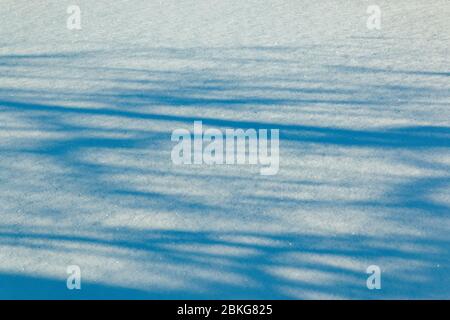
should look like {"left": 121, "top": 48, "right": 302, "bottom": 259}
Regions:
{"left": 0, "top": 1, "right": 449, "bottom": 299}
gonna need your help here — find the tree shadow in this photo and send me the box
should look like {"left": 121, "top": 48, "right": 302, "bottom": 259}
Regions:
{"left": 0, "top": 226, "right": 448, "bottom": 299}
{"left": 0, "top": 47, "right": 449, "bottom": 299}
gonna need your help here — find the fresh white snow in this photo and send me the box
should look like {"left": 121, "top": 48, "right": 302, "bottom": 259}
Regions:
{"left": 0, "top": 0, "right": 449, "bottom": 298}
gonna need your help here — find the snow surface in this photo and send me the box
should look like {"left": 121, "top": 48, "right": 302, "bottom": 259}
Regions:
{"left": 0, "top": 0, "right": 449, "bottom": 299}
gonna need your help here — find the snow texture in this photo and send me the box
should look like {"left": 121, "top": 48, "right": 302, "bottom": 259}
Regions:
{"left": 0, "top": 0, "right": 449, "bottom": 299}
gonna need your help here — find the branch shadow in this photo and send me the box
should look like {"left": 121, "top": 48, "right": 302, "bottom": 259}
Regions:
{"left": 0, "top": 47, "right": 449, "bottom": 299}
